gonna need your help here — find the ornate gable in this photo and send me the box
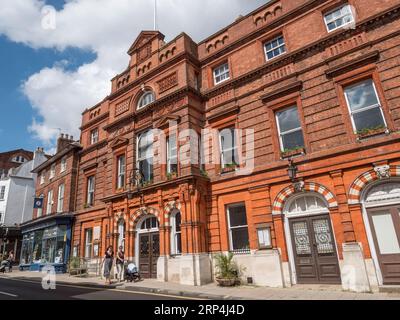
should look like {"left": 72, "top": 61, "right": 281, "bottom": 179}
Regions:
{"left": 109, "top": 137, "right": 129, "bottom": 149}
{"left": 154, "top": 115, "right": 180, "bottom": 129}
{"left": 127, "top": 30, "right": 165, "bottom": 56}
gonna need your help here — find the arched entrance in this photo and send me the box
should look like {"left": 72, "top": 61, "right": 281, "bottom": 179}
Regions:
{"left": 283, "top": 193, "right": 341, "bottom": 284}
{"left": 361, "top": 180, "right": 400, "bottom": 285}
{"left": 135, "top": 215, "right": 160, "bottom": 279}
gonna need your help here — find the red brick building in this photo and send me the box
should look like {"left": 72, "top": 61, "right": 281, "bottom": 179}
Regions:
{"left": 0, "top": 149, "right": 33, "bottom": 178}
{"left": 20, "top": 134, "right": 81, "bottom": 272}
{"left": 72, "top": 0, "right": 400, "bottom": 292}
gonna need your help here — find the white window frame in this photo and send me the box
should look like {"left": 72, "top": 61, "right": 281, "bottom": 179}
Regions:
{"left": 84, "top": 228, "right": 93, "bottom": 259}
{"left": 87, "top": 176, "right": 95, "bottom": 206}
{"left": 40, "top": 172, "right": 45, "bottom": 185}
{"left": 264, "top": 35, "right": 286, "bottom": 61}
{"left": 46, "top": 190, "right": 53, "bottom": 215}
{"left": 60, "top": 157, "right": 67, "bottom": 173}
{"left": 117, "top": 220, "right": 125, "bottom": 250}
{"left": 137, "top": 91, "right": 155, "bottom": 110}
{"left": 213, "top": 63, "right": 230, "bottom": 85}
{"left": 90, "top": 128, "right": 99, "bottom": 145}
{"left": 219, "top": 128, "right": 239, "bottom": 169}
{"left": 226, "top": 203, "right": 250, "bottom": 252}
{"left": 275, "top": 106, "right": 304, "bottom": 152}
{"left": 170, "top": 211, "right": 182, "bottom": 255}
{"left": 324, "top": 4, "right": 355, "bottom": 33}
{"left": 343, "top": 79, "right": 387, "bottom": 134}
{"left": 117, "top": 155, "right": 126, "bottom": 189}
{"left": 167, "top": 135, "right": 178, "bottom": 174}
{"left": 136, "top": 130, "right": 153, "bottom": 182}
{"left": 57, "top": 184, "right": 65, "bottom": 213}
{"left": 50, "top": 164, "right": 56, "bottom": 179}
{"left": 0, "top": 186, "right": 5, "bottom": 201}
{"left": 37, "top": 194, "right": 44, "bottom": 218}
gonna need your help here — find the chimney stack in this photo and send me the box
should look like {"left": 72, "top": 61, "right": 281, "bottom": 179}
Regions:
{"left": 56, "top": 132, "right": 73, "bottom": 153}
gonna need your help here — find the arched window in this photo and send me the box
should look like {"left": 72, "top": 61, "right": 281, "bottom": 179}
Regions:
{"left": 364, "top": 182, "right": 400, "bottom": 206}
{"left": 171, "top": 211, "right": 182, "bottom": 255}
{"left": 118, "top": 219, "right": 125, "bottom": 249}
{"left": 140, "top": 216, "right": 159, "bottom": 231}
{"left": 137, "top": 91, "right": 155, "bottom": 110}
{"left": 286, "top": 194, "right": 328, "bottom": 216}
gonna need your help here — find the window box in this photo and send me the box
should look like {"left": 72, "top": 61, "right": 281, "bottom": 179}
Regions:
{"left": 281, "top": 147, "right": 305, "bottom": 159}
{"left": 220, "top": 163, "right": 238, "bottom": 174}
{"left": 166, "top": 172, "right": 178, "bottom": 180}
{"left": 356, "top": 126, "right": 388, "bottom": 140}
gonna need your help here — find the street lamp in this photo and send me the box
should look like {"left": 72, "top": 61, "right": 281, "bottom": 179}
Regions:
{"left": 287, "top": 158, "right": 297, "bottom": 182}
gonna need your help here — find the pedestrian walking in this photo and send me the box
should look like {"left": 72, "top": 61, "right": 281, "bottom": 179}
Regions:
{"left": 116, "top": 246, "right": 125, "bottom": 282}
{"left": 7, "top": 250, "right": 14, "bottom": 272}
{"left": 102, "top": 246, "right": 114, "bottom": 285}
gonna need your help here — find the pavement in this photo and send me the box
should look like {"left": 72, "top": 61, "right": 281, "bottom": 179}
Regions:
{"left": 1, "top": 270, "right": 400, "bottom": 300}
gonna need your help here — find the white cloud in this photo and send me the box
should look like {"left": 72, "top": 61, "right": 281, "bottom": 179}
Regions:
{"left": 0, "top": 0, "right": 266, "bottom": 148}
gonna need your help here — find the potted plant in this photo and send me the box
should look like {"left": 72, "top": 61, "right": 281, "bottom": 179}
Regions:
{"left": 214, "top": 252, "right": 239, "bottom": 287}
{"left": 281, "top": 146, "right": 305, "bottom": 158}
{"left": 166, "top": 172, "right": 177, "bottom": 180}
{"left": 356, "top": 125, "right": 387, "bottom": 139}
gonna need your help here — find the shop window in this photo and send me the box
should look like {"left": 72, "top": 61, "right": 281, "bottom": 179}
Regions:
{"left": 227, "top": 203, "right": 250, "bottom": 252}
{"left": 344, "top": 79, "right": 387, "bottom": 134}
{"left": 137, "top": 130, "right": 153, "bottom": 183}
{"left": 137, "top": 91, "right": 155, "bottom": 110}
{"left": 57, "top": 184, "right": 65, "bottom": 213}
{"left": 276, "top": 106, "right": 305, "bottom": 152}
{"left": 90, "top": 128, "right": 99, "bottom": 145}
{"left": 21, "top": 233, "right": 35, "bottom": 265}
{"left": 213, "top": 62, "right": 230, "bottom": 85}
{"left": 324, "top": 4, "right": 354, "bottom": 32}
{"left": 87, "top": 176, "right": 95, "bottom": 206}
{"left": 171, "top": 211, "right": 182, "bottom": 255}
{"left": 264, "top": 35, "right": 286, "bottom": 61}
{"left": 219, "top": 127, "right": 239, "bottom": 169}
{"left": 167, "top": 134, "right": 178, "bottom": 174}
{"left": 117, "top": 155, "right": 126, "bottom": 189}
{"left": 85, "top": 228, "right": 93, "bottom": 258}
{"left": 0, "top": 186, "right": 5, "bottom": 200}
{"left": 46, "top": 190, "right": 53, "bottom": 215}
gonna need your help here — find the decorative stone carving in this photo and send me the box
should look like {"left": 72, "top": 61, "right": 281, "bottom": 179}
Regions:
{"left": 115, "top": 98, "right": 130, "bottom": 116}
{"left": 164, "top": 200, "right": 182, "bottom": 214}
{"left": 374, "top": 165, "right": 390, "bottom": 179}
{"left": 293, "top": 180, "right": 305, "bottom": 192}
{"left": 157, "top": 72, "right": 178, "bottom": 93}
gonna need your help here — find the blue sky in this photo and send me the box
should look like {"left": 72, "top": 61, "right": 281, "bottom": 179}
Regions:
{"left": 0, "top": 0, "right": 266, "bottom": 154}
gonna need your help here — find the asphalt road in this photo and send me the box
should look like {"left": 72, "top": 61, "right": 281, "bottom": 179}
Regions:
{"left": 0, "top": 277, "right": 191, "bottom": 300}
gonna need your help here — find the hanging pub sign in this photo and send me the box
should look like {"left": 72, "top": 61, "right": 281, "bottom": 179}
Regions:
{"left": 33, "top": 197, "right": 44, "bottom": 209}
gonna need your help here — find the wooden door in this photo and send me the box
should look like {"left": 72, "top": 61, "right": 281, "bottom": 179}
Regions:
{"left": 139, "top": 232, "right": 160, "bottom": 279}
{"left": 367, "top": 206, "right": 400, "bottom": 285}
{"left": 290, "top": 214, "right": 341, "bottom": 284}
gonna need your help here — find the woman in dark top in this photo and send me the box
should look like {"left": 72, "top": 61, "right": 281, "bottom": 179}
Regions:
{"left": 102, "top": 246, "right": 114, "bottom": 285}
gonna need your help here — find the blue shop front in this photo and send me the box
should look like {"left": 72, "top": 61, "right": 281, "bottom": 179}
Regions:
{"left": 19, "top": 213, "right": 74, "bottom": 273}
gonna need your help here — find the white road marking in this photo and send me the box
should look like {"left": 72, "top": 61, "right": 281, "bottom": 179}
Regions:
{"left": 0, "top": 291, "right": 18, "bottom": 298}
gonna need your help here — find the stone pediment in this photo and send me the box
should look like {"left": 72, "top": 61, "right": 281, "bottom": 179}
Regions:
{"left": 153, "top": 115, "right": 180, "bottom": 129}
{"left": 127, "top": 31, "right": 165, "bottom": 55}
{"left": 109, "top": 137, "right": 129, "bottom": 149}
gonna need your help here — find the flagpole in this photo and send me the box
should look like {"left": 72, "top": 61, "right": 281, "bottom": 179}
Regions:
{"left": 153, "top": 0, "right": 157, "bottom": 30}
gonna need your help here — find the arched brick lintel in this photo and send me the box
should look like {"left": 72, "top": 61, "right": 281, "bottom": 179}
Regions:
{"left": 272, "top": 182, "right": 338, "bottom": 215}
{"left": 348, "top": 166, "right": 400, "bottom": 205}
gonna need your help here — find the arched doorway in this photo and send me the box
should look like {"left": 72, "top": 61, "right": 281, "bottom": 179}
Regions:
{"left": 135, "top": 215, "right": 159, "bottom": 279}
{"left": 361, "top": 180, "right": 400, "bottom": 285}
{"left": 283, "top": 193, "right": 341, "bottom": 284}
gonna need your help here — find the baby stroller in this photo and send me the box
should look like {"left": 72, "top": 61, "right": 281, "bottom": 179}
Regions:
{"left": 124, "top": 262, "right": 141, "bottom": 282}
{"left": 0, "top": 260, "right": 11, "bottom": 273}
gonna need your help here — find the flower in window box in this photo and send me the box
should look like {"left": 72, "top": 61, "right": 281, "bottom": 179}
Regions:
{"left": 166, "top": 172, "right": 178, "bottom": 180}
{"left": 356, "top": 125, "right": 388, "bottom": 140}
{"left": 280, "top": 146, "right": 305, "bottom": 159}
{"left": 221, "top": 163, "right": 238, "bottom": 174}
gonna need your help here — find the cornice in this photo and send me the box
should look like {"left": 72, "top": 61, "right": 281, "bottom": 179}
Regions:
{"left": 260, "top": 81, "right": 303, "bottom": 102}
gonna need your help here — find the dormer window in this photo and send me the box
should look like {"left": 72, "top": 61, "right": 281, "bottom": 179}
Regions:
{"left": 137, "top": 91, "right": 155, "bottom": 110}
{"left": 12, "top": 155, "right": 26, "bottom": 163}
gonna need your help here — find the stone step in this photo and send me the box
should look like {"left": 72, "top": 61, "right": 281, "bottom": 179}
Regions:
{"left": 379, "top": 285, "right": 400, "bottom": 293}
